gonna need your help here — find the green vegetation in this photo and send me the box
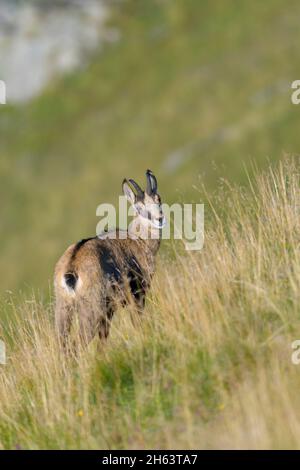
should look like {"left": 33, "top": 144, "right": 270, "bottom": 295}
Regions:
{"left": 1, "top": 0, "right": 300, "bottom": 292}
{"left": 1, "top": 159, "right": 300, "bottom": 449}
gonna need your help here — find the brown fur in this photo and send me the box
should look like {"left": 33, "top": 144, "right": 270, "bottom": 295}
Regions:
{"left": 54, "top": 171, "right": 163, "bottom": 351}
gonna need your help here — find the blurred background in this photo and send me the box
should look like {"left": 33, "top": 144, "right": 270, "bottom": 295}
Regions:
{"left": 0, "top": 0, "right": 299, "bottom": 295}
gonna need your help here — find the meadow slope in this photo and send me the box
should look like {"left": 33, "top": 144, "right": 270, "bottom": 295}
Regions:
{"left": 1, "top": 158, "right": 300, "bottom": 449}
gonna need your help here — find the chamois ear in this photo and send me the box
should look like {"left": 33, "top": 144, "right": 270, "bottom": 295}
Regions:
{"left": 146, "top": 169, "right": 157, "bottom": 195}
{"left": 122, "top": 179, "right": 136, "bottom": 205}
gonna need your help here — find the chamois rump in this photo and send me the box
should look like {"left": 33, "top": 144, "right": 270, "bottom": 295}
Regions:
{"left": 54, "top": 170, "right": 165, "bottom": 349}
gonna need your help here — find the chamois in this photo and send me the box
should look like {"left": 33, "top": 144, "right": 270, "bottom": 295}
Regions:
{"left": 54, "top": 170, "right": 165, "bottom": 350}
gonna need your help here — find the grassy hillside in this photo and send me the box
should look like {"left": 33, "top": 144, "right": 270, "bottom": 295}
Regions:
{"left": 0, "top": 158, "right": 300, "bottom": 449}
{"left": 1, "top": 0, "right": 300, "bottom": 293}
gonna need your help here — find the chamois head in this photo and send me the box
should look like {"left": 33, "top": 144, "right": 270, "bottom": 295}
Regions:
{"left": 122, "top": 170, "right": 166, "bottom": 230}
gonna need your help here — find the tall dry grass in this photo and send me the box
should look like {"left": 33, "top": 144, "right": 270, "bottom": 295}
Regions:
{"left": 1, "top": 157, "right": 300, "bottom": 449}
